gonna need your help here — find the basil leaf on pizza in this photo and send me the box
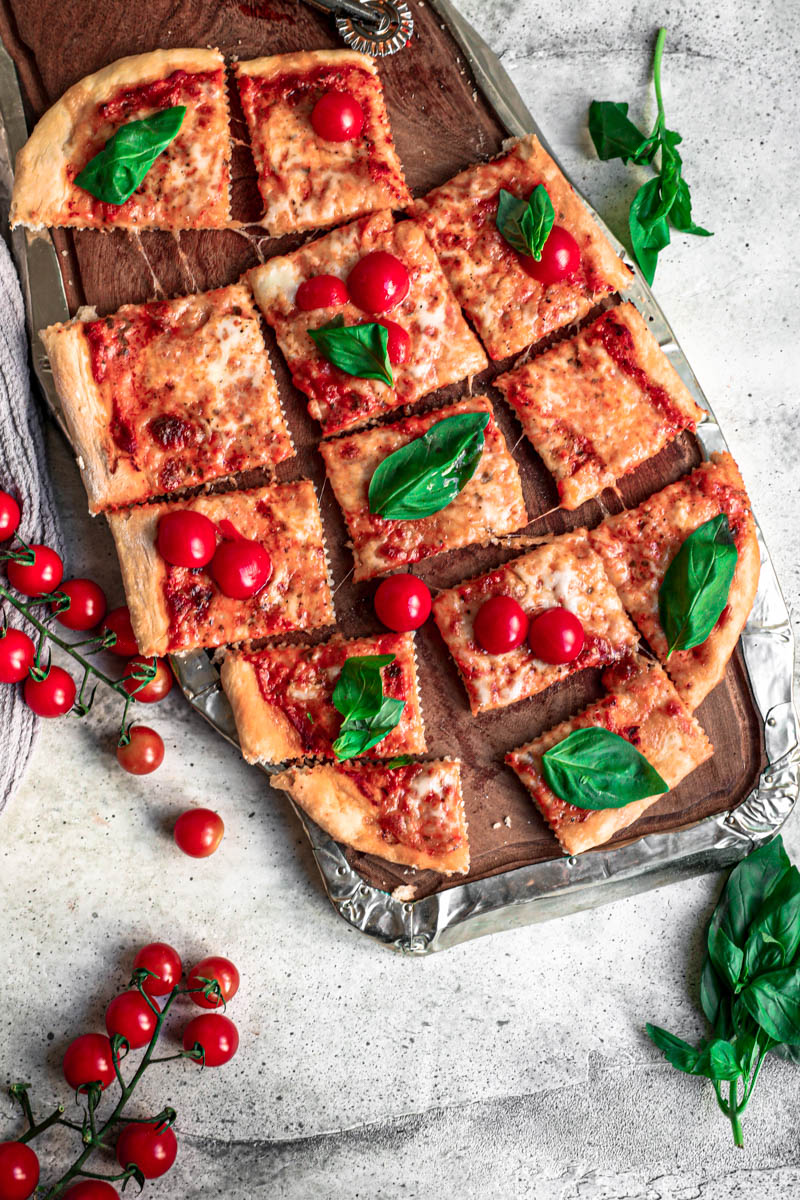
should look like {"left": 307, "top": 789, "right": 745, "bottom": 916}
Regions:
{"left": 309, "top": 318, "right": 392, "bottom": 387}
{"left": 75, "top": 106, "right": 186, "bottom": 205}
{"left": 368, "top": 411, "right": 489, "bottom": 521}
{"left": 496, "top": 185, "right": 555, "bottom": 261}
{"left": 541, "top": 727, "right": 668, "bottom": 810}
{"left": 658, "top": 514, "right": 738, "bottom": 659}
{"left": 333, "top": 697, "right": 406, "bottom": 761}
{"left": 332, "top": 654, "right": 405, "bottom": 761}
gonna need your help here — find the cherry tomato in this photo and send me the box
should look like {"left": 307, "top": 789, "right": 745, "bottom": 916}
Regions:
{"left": 133, "top": 942, "right": 183, "bottom": 997}
{"left": 101, "top": 606, "right": 138, "bottom": 657}
{"left": 63, "top": 1034, "right": 116, "bottom": 1093}
{"left": 347, "top": 251, "right": 410, "bottom": 315}
{"left": 0, "top": 490, "right": 21, "bottom": 541}
{"left": 183, "top": 1013, "right": 239, "bottom": 1067}
{"left": 211, "top": 539, "right": 271, "bottom": 600}
{"left": 116, "top": 1121, "right": 177, "bottom": 1180}
{"left": 6, "top": 545, "right": 63, "bottom": 596}
{"left": 122, "top": 656, "right": 173, "bottom": 704}
{"left": 63, "top": 1182, "right": 120, "bottom": 1199}
{"left": 377, "top": 318, "right": 411, "bottom": 366}
{"left": 105, "top": 990, "right": 160, "bottom": 1049}
{"left": 520, "top": 225, "right": 581, "bottom": 286}
{"left": 52, "top": 578, "right": 107, "bottom": 631}
{"left": 187, "top": 956, "right": 240, "bottom": 1010}
{"left": 473, "top": 595, "right": 529, "bottom": 654}
{"left": 310, "top": 90, "right": 365, "bottom": 142}
{"left": 156, "top": 510, "right": 216, "bottom": 568}
{"left": 24, "top": 666, "right": 76, "bottom": 717}
{"left": 296, "top": 274, "right": 349, "bottom": 311}
{"left": 0, "top": 627, "right": 35, "bottom": 684}
{"left": 174, "top": 808, "right": 224, "bottom": 858}
{"left": 116, "top": 726, "right": 164, "bottom": 776}
{"left": 527, "top": 606, "right": 585, "bottom": 664}
{"left": 374, "top": 574, "right": 431, "bottom": 632}
{"left": 0, "top": 1141, "right": 39, "bottom": 1200}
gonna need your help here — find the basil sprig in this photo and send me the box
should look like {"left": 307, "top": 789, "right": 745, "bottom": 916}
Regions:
{"left": 658, "top": 514, "right": 738, "bottom": 659}
{"left": 368, "top": 411, "right": 489, "bottom": 521}
{"left": 331, "top": 654, "right": 405, "bottom": 761}
{"left": 647, "top": 836, "right": 800, "bottom": 1147}
{"left": 75, "top": 106, "right": 186, "bottom": 206}
{"left": 495, "top": 184, "right": 555, "bottom": 261}
{"left": 541, "top": 727, "right": 668, "bottom": 810}
{"left": 308, "top": 317, "right": 392, "bottom": 387}
{"left": 588, "top": 27, "right": 712, "bottom": 284}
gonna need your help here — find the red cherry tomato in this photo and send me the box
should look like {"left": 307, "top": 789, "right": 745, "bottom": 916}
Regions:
{"left": 63, "top": 1182, "right": 120, "bottom": 1199}
{"left": 0, "top": 627, "right": 35, "bottom": 684}
{"left": 0, "top": 1141, "right": 39, "bottom": 1200}
{"left": 520, "top": 225, "right": 581, "bottom": 286}
{"left": 24, "top": 666, "right": 76, "bottom": 717}
{"left": 174, "top": 808, "right": 224, "bottom": 858}
{"left": 183, "top": 1013, "right": 239, "bottom": 1067}
{"left": 473, "top": 595, "right": 529, "bottom": 654}
{"left": 156, "top": 510, "right": 216, "bottom": 568}
{"left": 6, "top": 544, "right": 63, "bottom": 596}
{"left": 187, "top": 956, "right": 240, "bottom": 1010}
{"left": 105, "top": 990, "right": 160, "bottom": 1050}
{"left": 63, "top": 1033, "right": 116, "bottom": 1093}
{"left": 122, "top": 656, "right": 173, "bottom": 704}
{"left": 52, "top": 578, "right": 107, "bottom": 631}
{"left": 347, "top": 251, "right": 410, "bottom": 315}
{"left": 527, "top": 606, "right": 585, "bottom": 664}
{"left": 101, "top": 606, "right": 138, "bottom": 657}
{"left": 133, "top": 942, "right": 183, "bottom": 997}
{"left": 310, "top": 90, "right": 365, "bottom": 142}
{"left": 374, "top": 574, "right": 431, "bottom": 632}
{"left": 116, "top": 726, "right": 164, "bottom": 776}
{"left": 0, "top": 490, "right": 21, "bottom": 541}
{"left": 116, "top": 1121, "right": 177, "bottom": 1180}
{"left": 211, "top": 539, "right": 271, "bottom": 600}
{"left": 296, "top": 274, "right": 349, "bottom": 311}
{"left": 377, "top": 318, "right": 411, "bottom": 366}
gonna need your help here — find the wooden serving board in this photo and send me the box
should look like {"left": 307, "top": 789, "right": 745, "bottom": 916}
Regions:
{"left": 0, "top": 0, "right": 765, "bottom": 900}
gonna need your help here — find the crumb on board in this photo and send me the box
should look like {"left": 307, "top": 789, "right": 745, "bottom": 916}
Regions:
{"left": 504, "top": 816, "right": 512, "bottom": 827}
{"left": 392, "top": 885, "right": 417, "bottom": 902}
{"left": 492, "top": 820, "right": 502, "bottom": 829}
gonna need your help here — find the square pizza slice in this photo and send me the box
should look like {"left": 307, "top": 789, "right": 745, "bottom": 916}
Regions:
{"left": 506, "top": 654, "right": 713, "bottom": 855}
{"left": 221, "top": 630, "right": 426, "bottom": 765}
{"left": 11, "top": 49, "right": 231, "bottom": 230}
{"left": 588, "top": 452, "right": 760, "bottom": 711}
{"left": 495, "top": 302, "right": 705, "bottom": 510}
{"left": 432, "top": 532, "right": 639, "bottom": 715}
{"left": 271, "top": 758, "right": 469, "bottom": 875}
{"left": 41, "top": 285, "right": 293, "bottom": 514}
{"left": 234, "top": 49, "right": 410, "bottom": 236}
{"left": 248, "top": 210, "right": 488, "bottom": 435}
{"left": 107, "top": 481, "right": 333, "bottom": 658}
{"left": 412, "top": 134, "right": 633, "bottom": 360}
{"left": 319, "top": 396, "right": 528, "bottom": 580}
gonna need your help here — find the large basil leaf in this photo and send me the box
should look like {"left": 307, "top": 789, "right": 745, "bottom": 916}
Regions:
{"left": 646, "top": 1026, "right": 743, "bottom": 1082}
{"left": 708, "top": 924, "right": 744, "bottom": 993}
{"left": 744, "top": 866, "right": 800, "bottom": 979}
{"left": 495, "top": 185, "right": 555, "bottom": 261}
{"left": 669, "top": 177, "right": 713, "bottom": 237}
{"left": 332, "top": 697, "right": 405, "bottom": 761}
{"left": 629, "top": 176, "right": 671, "bottom": 285}
{"left": 309, "top": 318, "right": 392, "bottom": 387}
{"left": 700, "top": 958, "right": 734, "bottom": 1038}
{"left": 75, "top": 106, "right": 186, "bottom": 206}
{"left": 540, "top": 727, "right": 668, "bottom": 810}
{"left": 740, "top": 967, "right": 800, "bottom": 1045}
{"left": 707, "top": 836, "right": 791, "bottom": 953}
{"left": 658, "top": 514, "right": 738, "bottom": 658}
{"left": 588, "top": 100, "right": 649, "bottom": 163}
{"left": 368, "top": 411, "right": 489, "bottom": 521}
{"left": 332, "top": 654, "right": 394, "bottom": 722}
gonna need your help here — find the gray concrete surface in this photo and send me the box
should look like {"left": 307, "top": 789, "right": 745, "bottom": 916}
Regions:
{"left": 1, "top": 1, "right": 799, "bottom": 1196}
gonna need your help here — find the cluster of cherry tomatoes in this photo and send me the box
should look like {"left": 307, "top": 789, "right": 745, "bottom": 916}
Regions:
{"left": 156, "top": 509, "right": 272, "bottom": 601}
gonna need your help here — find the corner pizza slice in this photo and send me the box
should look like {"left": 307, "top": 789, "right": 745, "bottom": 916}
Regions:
{"left": 495, "top": 303, "right": 704, "bottom": 510}
{"left": 41, "top": 285, "right": 293, "bottom": 513}
{"left": 588, "top": 452, "right": 760, "bottom": 711}
{"left": 221, "top": 631, "right": 426, "bottom": 765}
{"left": 432, "top": 532, "right": 639, "bottom": 715}
{"left": 11, "top": 49, "right": 231, "bottom": 230}
{"left": 234, "top": 49, "right": 410, "bottom": 235}
{"left": 412, "top": 134, "right": 633, "bottom": 360}
{"left": 506, "top": 654, "right": 713, "bottom": 855}
{"left": 272, "top": 758, "right": 469, "bottom": 875}
{"left": 248, "top": 210, "right": 488, "bottom": 435}
{"left": 107, "top": 481, "right": 333, "bottom": 657}
{"left": 319, "top": 396, "right": 528, "bottom": 580}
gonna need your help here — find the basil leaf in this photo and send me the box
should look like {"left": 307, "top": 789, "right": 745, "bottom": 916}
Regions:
{"left": 706, "top": 837, "right": 791, "bottom": 972}
{"left": 744, "top": 867, "right": 800, "bottom": 979}
{"left": 646, "top": 1024, "right": 700, "bottom": 1073}
{"left": 587, "top": 100, "right": 649, "bottom": 163}
{"left": 496, "top": 185, "right": 555, "bottom": 261}
{"left": 658, "top": 514, "right": 738, "bottom": 658}
{"left": 368, "top": 411, "right": 489, "bottom": 521}
{"left": 386, "top": 755, "right": 413, "bottom": 768}
{"left": 332, "top": 654, "right": 395, "bottom": 722}
{"left": 700, "top": 958, "right": 734, "bottom": 1039}
{"left": 740, "top": 967, "right": 800, "bottom": 1045}
{"left": 646, "top": 1026, "right": 744, "bottom": 1083}
{"left": 75, "top": 106, "right": 186, "bottom": 206}
{"left": 309, "top": 319, "right": 392, "bottom": 387}
{"left": 333, "top": 696, "right": 406, "bottom": 761}
{"left": 629, "top": 176, "right": 671, "bottom": 285}
{"left": 670, "top": 178, "right": 713, "bottom": 237}
{"left": 541, "top": 727, "right": 668, "bottom": 810}
{"left": 708, "top": 924, "right": 744, "bottom": 993}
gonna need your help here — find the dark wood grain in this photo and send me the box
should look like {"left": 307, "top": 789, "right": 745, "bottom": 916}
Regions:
{"left": 0, "top": 0, "right": 765, "bottom": 899}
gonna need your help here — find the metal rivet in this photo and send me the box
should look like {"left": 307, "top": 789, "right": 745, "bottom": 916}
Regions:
{"left": 767, "top": 717, "right": 776, "bottom": 726}
{"left": 568, "top": 856, "right": 578, "bottom": 867}
{"left": 337, "top": 866, "right": 347, "bottom": 876}
{"left": 765, "top": 775, "right": 774, "bottom": 784}
{"left": 404, "top": 903, "right": 413, "bottom": 913}
{"left": 360, "top": 886, "right": 370, "bottom": 895}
